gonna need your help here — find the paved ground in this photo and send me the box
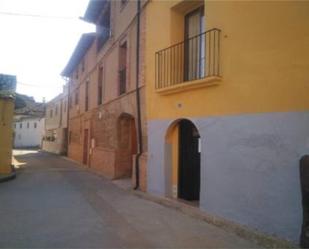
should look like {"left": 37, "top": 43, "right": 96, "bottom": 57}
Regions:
{"left": 0, "top": 150, "right": 261, "bottom": 248}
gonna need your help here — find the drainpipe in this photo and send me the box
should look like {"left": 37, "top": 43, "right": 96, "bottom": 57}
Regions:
{"left": 63, "top": 77, "right": 70, "bottom": 156}
{"left": 59, "top": 96, "right": 63, "bottom": 129}
{"left": 134, "top": 0, "right": 143, "bottom": 190}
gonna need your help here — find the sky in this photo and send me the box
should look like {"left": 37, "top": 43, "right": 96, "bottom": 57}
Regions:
{"left": 0, "top": 0, "right": 95, "bottom": 102}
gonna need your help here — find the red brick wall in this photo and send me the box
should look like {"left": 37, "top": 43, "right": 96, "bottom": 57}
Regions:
{"left": 90, "top": 147, "right": 116, "bottom": 178}
{"left": 66, "top": 1, "right": 148, "bottom": 191}
{"left": 68, "top": 143, "right": 83, "bottom": 165}
{"left": 68, "top": 116, "right": 83, "bottom": 164}
{"left": 88, "top": 89, "right": 146, "bottom": 179}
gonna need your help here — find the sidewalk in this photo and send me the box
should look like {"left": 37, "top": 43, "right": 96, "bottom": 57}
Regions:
{"left": 65, "top": 154, "right": 297, "bottom": 249}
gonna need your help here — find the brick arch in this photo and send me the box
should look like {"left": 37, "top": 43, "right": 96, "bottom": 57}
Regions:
{"left": 115, "top": 113, "right": 137, "bottom": 179}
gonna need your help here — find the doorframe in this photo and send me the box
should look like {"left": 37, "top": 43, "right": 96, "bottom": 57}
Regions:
{"left": 164, "top": 119, "right": 201, "bottom": 202}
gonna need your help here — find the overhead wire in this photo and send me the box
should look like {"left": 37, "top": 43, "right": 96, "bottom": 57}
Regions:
{"left": 17, "top": 81, "right": 63, "bottom": 89}
{"left": 0, "top": 10, "right": 84, "bottom": 97}
{"left": 0, "top": 11, "right": 79, "bottom": 20}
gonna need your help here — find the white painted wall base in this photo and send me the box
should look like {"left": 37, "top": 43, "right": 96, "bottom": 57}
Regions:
{"left": 148, "top": 111, "right": 309, "bottom": 242}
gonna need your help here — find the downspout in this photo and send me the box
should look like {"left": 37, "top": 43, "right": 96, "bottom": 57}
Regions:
{"left": 59, "top": 97, "right": 63, "bottom": 129}
{"left": 64, "top": 77, "right": 70, "bottom": 156}
{"left": 134, "top": 0, "right": 143, "bottom": 190}
{"left": 59, "top": 94, "right": 63, "bottom": 153}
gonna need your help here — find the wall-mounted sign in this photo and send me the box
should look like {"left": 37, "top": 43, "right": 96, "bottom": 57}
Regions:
{"left": 0, "top": 74, "right": 17, "bottom": 96}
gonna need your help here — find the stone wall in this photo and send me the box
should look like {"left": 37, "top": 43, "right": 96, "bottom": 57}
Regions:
{"left": 69, "top": 88, "right": 147, "bottom": 182}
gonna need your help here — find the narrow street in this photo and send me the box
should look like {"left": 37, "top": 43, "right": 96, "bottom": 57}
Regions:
{"left": 0, "top": 150, "right": 260, "bottom": 248}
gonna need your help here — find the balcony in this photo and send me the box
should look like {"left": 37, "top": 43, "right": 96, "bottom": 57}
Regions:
{"left": 155, "top": 28, "right": 221, "bottom": 93}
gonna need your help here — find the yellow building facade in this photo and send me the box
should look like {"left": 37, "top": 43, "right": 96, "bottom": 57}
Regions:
{"left": 0, "top": 97, "right": 14, "bottom": 174}
{"left": 144, "top": 0, "right": 309, "bottom": 242}
{"left": 0, "top": 74, "right": 16, "bottom": 177}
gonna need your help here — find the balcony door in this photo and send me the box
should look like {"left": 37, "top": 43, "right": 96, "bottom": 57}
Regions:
{"left": 184, "top": 7, "right": 205, "bottom": 81}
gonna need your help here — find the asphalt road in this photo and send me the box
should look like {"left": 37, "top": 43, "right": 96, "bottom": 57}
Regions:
{"left": 0, "top": 150, "right": 260, "bottom": 248}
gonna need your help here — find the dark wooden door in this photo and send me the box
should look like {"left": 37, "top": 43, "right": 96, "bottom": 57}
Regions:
{"left": 83, "top": 129, "right": 89, "bottom": 165}
{"left": 300, "top": 155, "right": 309, "bottom": 247}
{"left": 178, "top": 120, "right": 200, "bottom": 201}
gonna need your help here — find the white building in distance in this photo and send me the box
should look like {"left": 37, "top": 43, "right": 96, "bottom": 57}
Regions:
{"left": 14, "top": 116, "right": 45, "bottom": 148}
{"left": 13, "top": 94, "right": 46, "bottom": 149}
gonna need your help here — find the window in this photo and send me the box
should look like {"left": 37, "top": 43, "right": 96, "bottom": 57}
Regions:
{"left": 85, "top": 80, "right": 89, "bottom": 111}
{"left": 50, "top": 109, "right": 53, "bottom": 118}
{"left": 69, "top": 96, "right": 72, "bottom": 109}
{"left": 14, "top": 124, "right": 16, "bottom": 129}
{"left": 81, "top": 59, "right": 85, "bottom": 72}
{"left": 34, "top": 122, "right": 37, "bottom": 129}
{"left": 27, "top": 122, "right": 29, "bottom": 128}
{"left": 55, "top": 105, "right": 58, "bottom": 115}
{"left": 75, "top": 90, "right": 79, "bottom": 105}
{"left": 53, "top": 130, "right": 57, "bottom": 140}
{"left": 119, "top": 41, "right": 127, "bottom": 95}
{"left": 184, "top": 6, "right": 205, "bottom": 81}
{"left": 69, "top": 131, "right": 72, "bottom": 144}
{"left": 20, "top": 123, "right": 22, "bottom": 129}
{"left": 75, "top": 67, "right": 79, "bottom": 79}
{"left": 98, "top": 66, "right": 103, "bottom": 105}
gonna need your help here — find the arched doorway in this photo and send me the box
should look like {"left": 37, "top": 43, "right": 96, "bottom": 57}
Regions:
{"left": 116, "top": 113, "right": 137, "bottom": 179}
{"left": 165, "top": 119, "right": 201, "bottom": 202}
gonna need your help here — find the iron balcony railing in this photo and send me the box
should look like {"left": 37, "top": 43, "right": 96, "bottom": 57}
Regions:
{"left": 119, "top": 67, "right": 126, "bottom": 95}
{"left": 155, "top": 28, "right": 221, "bottom": 90}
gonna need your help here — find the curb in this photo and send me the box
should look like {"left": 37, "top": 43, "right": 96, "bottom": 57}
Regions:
{"left": 0, "top": 168, "right": 16, "bottom": 183}
{"left": 58, "top": 155, "right": 298, "bottom": 248}
{"left": 131, "top": 190, "right": 298, "bottom": 249}
{"left": 60, "top": 155, "right": 84, "bottom": 166}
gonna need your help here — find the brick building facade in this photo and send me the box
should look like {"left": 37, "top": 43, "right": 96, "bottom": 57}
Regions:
{"left": 62, "top": 0, "right": 147, "bottom": 190}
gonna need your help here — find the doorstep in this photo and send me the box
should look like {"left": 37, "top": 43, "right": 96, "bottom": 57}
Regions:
{"left": 129, "top": 189, "right": 298, "bottom": 249}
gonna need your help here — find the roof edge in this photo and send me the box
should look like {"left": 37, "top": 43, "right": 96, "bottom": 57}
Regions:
{"left": 83, "top": 0, "right": 108, "bottom": 23}
{"left": 61, "top": 32, "right": 96, "bottom": 77}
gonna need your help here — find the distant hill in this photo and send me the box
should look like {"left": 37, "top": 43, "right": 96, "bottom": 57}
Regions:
{"left": 14, "top": 93, "right": 45, "bottom": 117}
